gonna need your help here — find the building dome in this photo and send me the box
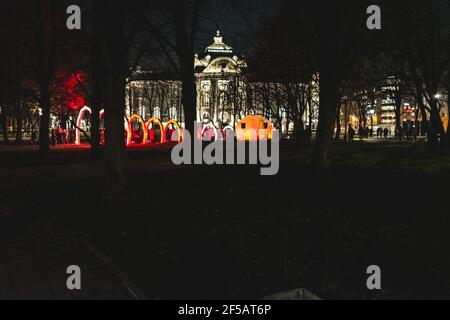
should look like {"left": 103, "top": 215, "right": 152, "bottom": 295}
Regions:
{"left": 195, "top": 30, "right": 247, "bottom": 73}
{"left": 205, "top": 30, "right": 233, "bottom": 55}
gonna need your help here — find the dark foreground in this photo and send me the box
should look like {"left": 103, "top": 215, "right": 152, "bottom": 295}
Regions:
{"left": 1, "top": 140, "right": 450, "bottom": 299}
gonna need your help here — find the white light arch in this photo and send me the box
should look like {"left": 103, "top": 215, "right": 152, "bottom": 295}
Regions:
{"left": 201, "top": 122, "right": 219, "bottom": 141}
{"left": 222, "top": 125, "right": 235, "bottom": 140}
{"left": 75, "top": 106, "right": 128, "bottom": 146}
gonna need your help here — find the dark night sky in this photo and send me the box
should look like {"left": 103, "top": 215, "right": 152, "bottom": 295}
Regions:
{"left": 194, "top": 0, "right": 278, "bottom": 56}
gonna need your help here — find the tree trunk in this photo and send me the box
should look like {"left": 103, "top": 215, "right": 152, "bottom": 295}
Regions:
{"left": 39, "top": 86, "right": 51, "bottom": 153}
{"left": 172, "top": 1, "right": 197, "bottom": 149}
{"left": 394, "top": 97, "right": 402, "bottom": 133}
{"left": 181, "top": 72, "right": 197, "bottom": 142}
{"left": 314, "top": 70, "right": 338, "bottom": 167}
{"left": 90, "top": 2, "right": 103, "bottom": 154}
{"left": 313, "top": 4, "right": 340, "bottom": 168}
{"left": 103, "top": 76, "right": 128, "bottom": 200}
{"left": 334, "top": 104, "right": 341, "bottom": 141}
{"left": 429, "top": 97, "right": 444, "bottom": 146}
{"left": 414, "top": 83, "right": 429, "bottom": 137}
{"left": 0, "top": 110, "right": 8, "bottom": 142}
{"left": 14, "top": 103, "right": 22, "bottom": 143}
{"left": 446, "top": 64, "right": 450, "bottom": 145}
{"left": 35, "top": 1, "right": 56, "bottom": 154}
{"left": 101, "top": 0, "right": 128, "bottom": 201}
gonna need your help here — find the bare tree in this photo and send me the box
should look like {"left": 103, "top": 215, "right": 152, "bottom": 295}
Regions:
{"left": 28, "top": 0, "right": 60, "bottom": 152}
{"left": 98, "top": 0, "right": 129, "bottom": 200}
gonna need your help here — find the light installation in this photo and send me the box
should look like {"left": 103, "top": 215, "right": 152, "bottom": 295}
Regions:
{"left": 222, "top": 125, "right": 234, "bottom": 132}
{"left": 64, "top": 71, "right": 86, "bottom": 111}
{"left": 199, "top": 125, "right": 235, "bottom": 141}
{"left": 201, "top": 123, "right": 218, "bottom": 141}
{"left": 222, "top": 125, "right": 235, "bottom": 140}
{"left": 235, "top": 115, "right": 274, "bottom": 141}
{"left": 75, "top": 106, "right": 128, "bottom": 146}
{"left": 75, "top": 108, "right": 185, "bottom": 147}
{"left": 127, "top": 114, "right": 148, "bottom": 145}
{"left": 164, "top": 120, "right": 183, "bottom": 142}
{"left": 145, "top": 117, "right": 165, "bottom": 143}
{"left": 76, "top": 108, "right": 272, "bottom": 145}
{"left": 75, "top": 106, "right": 106, "bottom": 145}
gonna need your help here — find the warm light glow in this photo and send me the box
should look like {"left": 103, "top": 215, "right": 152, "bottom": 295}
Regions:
{"left": 76, "top": 108, "right": 182, "bottom": 147}
{"left": 64, "top": 71, "right": 85, "bottom": 111}
{"left": 202, "top": 123, "right": 218, "bottom": 141}
{"left": 164, "top": 120, "right": 183, "bottom": 142}
{"left": 127, "top": 114, "right": 148, "bottom": 145}
{"left": 76, "top": 107, "right": 130, "bottom": 146}
{"left": 75, "top": 106, "right": 92, "bottom": 145}
{"left": 235, "top": 115, "right": 273, "bottom": 141}
{"left": 145, "top": 117, "right": 164, "bottom": 143}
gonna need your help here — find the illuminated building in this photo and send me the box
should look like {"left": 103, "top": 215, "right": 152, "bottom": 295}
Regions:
{"left": 194, "top": 30, "right": 247, "bottom": 129}
{"left": 125, "top": 31, "right": 319, "bottom": 136}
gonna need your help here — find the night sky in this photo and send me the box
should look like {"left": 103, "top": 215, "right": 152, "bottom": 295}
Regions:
{"left": 194, "top": 0, "right": 278, "bottom": 56}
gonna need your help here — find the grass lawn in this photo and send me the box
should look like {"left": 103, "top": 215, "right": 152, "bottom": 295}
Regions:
{"left": 2, "top": 139, "right": 450, "bottom": 299}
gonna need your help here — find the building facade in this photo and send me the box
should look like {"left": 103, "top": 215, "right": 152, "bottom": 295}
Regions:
{"left": 125, "top": 31, "right": 319, "bottom": 135}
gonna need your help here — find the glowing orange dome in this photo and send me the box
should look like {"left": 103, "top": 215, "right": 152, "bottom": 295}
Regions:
{"left": 236, "top": 115, "right": 273, "bottom": 141}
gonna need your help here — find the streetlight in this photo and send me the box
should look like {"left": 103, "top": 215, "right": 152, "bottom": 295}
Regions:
{"left": 368, "top": 109, "right": 375, "bottom": 131}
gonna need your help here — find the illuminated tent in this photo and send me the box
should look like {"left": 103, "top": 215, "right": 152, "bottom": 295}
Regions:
{"left": 235, "top": 115, "right": 273, "bottom": 141}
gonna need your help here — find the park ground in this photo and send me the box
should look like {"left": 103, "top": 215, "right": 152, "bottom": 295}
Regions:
{"left": 1, "top": 138, "right": 450, "bottom": 299}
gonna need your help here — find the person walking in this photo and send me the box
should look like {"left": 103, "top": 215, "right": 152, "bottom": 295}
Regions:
{"left": 50, "top": 129, "right": 57, "bottom": 146}
{"left": 348, "top": 125, "right": 355, "bottom": 142}
{"left": 358, "top": 125, "right": 364, "bottom": 140}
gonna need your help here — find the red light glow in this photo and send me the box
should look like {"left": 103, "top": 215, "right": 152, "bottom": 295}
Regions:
{"left": 145, "top": 117, "right": 165, "bottom": 143}
{"left": 127, "top": 114, "right": 148, "bottom": 145}
{"left": 164, "top": 120, "right": 183, "bottom": 142}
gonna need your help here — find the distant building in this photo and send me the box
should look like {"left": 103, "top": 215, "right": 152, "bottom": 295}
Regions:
{"left": 194, "top": 30, "right": 247, "bottom": 128}
{"left": 125, "top": 31, "right": 319, "bottom": 135}
{"left": 340, "top": 77, "right": 449, "bottom": 137}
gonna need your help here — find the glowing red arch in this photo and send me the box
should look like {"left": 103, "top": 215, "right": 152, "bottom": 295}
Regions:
{"left": 145, "top": 117, "right": 164, "bottom": 143}
{"left": 164, "top": 120, "right": 183, "bottom": 142}
{"left": 127, "top": 114, "right": 148, "bottom": 145}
